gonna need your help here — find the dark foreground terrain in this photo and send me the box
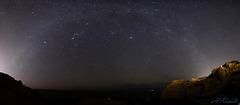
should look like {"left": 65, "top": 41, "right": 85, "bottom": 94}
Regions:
{"left": 37, "top": 88, "right": 197, "bottom": 105}
{"left": 0, "top": 71, "right": 194, "bottom": 105}
{"left": 38, "top": 88, "right": 162, "bottom": 105}
{"left": 1, "top": 61, "right": 240, "bottom": 105}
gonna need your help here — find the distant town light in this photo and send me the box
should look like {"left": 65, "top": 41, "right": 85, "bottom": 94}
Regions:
{"left": 149, "top": 89, "right": 155, "bottom": 92}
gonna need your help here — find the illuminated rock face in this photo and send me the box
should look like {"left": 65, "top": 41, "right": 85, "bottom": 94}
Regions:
{"left": 161, "top": 61, "right": 240, "bottom": 104}
{"left": 0, "top": 72, "right": 44, "bottom": 105}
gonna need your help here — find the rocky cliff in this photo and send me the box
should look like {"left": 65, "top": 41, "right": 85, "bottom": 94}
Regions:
{"left": 0, "top": 72, "right": 45, "bottom": 105}
{"left": 161, "top": 61, "right": 240, "bottom": 105}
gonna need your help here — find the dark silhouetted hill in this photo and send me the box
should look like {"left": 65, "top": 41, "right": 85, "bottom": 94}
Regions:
{"left": 162, "top": 61, "right": 240, "bottom": 105}
{"left": 0, "top": 72, "right": 45, "bottom": 105}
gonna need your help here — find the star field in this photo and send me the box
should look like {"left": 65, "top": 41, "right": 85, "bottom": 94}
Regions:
{"left": 0, "top": 0, "right": 240, "bottom": 89}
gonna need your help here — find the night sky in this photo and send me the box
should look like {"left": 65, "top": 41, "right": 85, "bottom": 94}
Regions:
{"left": 0, "top": 0, "right": 240, "bottom": 90}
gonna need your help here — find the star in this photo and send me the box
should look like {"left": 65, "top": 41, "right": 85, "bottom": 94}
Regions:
{"left": 166, "top": 28, "right": 171, "bottom": 32}
{"left": 183, "top": 39, "right": 187, "bottom": 42}
{"left": 129, "top": 36, "right": 133, "bottom": 40}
